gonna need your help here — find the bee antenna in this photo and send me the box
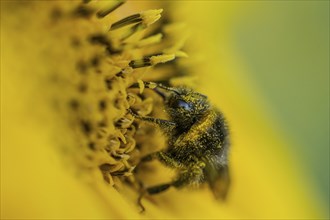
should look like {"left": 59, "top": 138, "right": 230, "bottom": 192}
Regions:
{"left": 154, "top": 88, "right": 166, "bottom": 100}
{"left": 145, "top": 82, "right": 180, "bottom": 95}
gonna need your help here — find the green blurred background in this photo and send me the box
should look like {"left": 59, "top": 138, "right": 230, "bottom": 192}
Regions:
{"left": 227, "top": 1, "right": 329, "bottom": 208}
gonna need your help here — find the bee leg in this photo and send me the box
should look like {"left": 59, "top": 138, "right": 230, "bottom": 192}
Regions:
{"left": 140, "top": 151, "right": 180, "bottom": 167}
{"left": 138, "top": 165, "right": 203, "bottom": 210}
{"left": 138, "top": 81, "right": 179, "bottom": 100}
{"left": 133, "top": 152, "right": 158, "bottom": 173}
{"left": 137, "top": 164, "right": 203, "bottom": 212}
{"left": 135, "top": 151, "right": 180, "bottom": 173}
{"left": 135, "top": 151, "right": 182, "bottom": 173}
{"left": 136, "top": 152, "right": 181, "bottom": 212}
{"left": 137, "top": 183, "right": 148, "bottom": 213}
{"left": 128, "top": 108, "right": 176, "bottom": 132}
{"left": 138, "top": 182, "right": 172, "bottom": 212}
{"left": 144, "top": 81, "right": 179, "bottom": 93}
{"left": 146, "top": 183, "right": 172, "bottom": 194}
{"left": 137, "top": 190, "right": 146, "bottom": 213}
{"left": 172, "top": 164, "right": 204, "bottom": 189}
{"left": 140, "top": 164, "right": 204, "bottom": 201}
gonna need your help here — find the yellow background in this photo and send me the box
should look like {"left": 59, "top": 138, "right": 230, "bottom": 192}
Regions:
{"left": 1, "top": 1, "right": 329, "bottom": 219}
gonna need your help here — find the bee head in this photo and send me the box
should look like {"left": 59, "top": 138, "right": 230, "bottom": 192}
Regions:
{"left": 165, "top": 87, "right": 210, "bottom": 128}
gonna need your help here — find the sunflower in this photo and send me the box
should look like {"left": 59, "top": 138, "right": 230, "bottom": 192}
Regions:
{"left": 1, "top": 1, "right": 327, "bottom": 219}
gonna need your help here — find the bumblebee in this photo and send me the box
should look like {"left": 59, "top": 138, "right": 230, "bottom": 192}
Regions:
{"left": 129, "top": 82, "right": 230, "bottom": 211}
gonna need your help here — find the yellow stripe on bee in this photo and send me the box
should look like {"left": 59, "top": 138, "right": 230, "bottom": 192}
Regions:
{"left": 176, "top": 110, "right": 218, "bottom": 145}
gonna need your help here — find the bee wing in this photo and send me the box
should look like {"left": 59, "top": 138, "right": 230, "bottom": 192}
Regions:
{"left": 207, "top": 164, "right": 230, "bottom": 200}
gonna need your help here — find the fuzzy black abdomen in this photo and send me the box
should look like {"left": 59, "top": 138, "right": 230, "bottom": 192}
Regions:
{"left": 167, "top": 109, "right": 229, "bottom": 164}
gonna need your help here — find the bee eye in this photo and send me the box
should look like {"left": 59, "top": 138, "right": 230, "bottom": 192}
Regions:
{"left": 173, "top": 99, "right": 192, "bottom": 111}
